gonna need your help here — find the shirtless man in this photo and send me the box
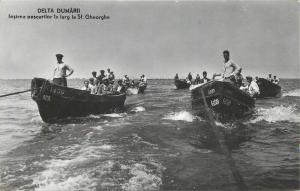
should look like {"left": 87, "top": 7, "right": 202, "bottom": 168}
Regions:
{"left": 53, "top": 54, "right": 74, "bottom": 87}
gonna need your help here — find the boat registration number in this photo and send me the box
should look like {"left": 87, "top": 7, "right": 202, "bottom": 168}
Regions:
{"left": 50, "top": 87, "right": 65, "bottom": 95}
{"left": 208, "top": 89, "right": 215, "bottom": 95}
{"left": 211, "top": 99, "right": 219, "bottom": 106}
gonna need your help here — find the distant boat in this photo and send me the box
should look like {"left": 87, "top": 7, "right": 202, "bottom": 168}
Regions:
{"left": 175, "top": 79, "right": 191, "bottom": 89}
{"left": 256, "top": 78, "right": 281, "bottom": 98}
{"left": 31, "top": 78, "right": 126, "bottom": 123}
{"left": 191, "top": 80, "right": 255, "bottom": 122}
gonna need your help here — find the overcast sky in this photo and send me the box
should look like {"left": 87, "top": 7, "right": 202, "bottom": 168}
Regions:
{"left": 0, "top": 1, "right": 298, "bottom": 79}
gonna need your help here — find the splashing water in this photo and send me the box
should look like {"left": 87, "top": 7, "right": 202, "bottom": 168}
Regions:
{"left": 283, "top": 89, "right": 300, "bottom": 97}
{"left": 127, "top": 88, "right": 138, "bottom": 95}
{"left": 163, "top": 111, "right": 195, "bottom": 122}
{"left": 251, "top": 105, "right": 300, "bottom": 123}
{"left": 121, "top": 163, "right": 163, "bottom": 191}
{"left": 131, "top": 106, "right": 146, "bottom": 113}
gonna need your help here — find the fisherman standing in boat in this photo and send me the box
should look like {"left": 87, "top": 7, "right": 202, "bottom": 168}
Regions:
{"left": 214, "top": 50, "right": 242, "bottom": 85}
{"left": 92, "top": 71, "right": 98, "bottom": 85}
{"left": 53, "top": 54, "right": 74, "bottom": 87}
{"left": 174, "top": 73, "right": 179, "bottom": 80}
{"left": 97, "top": 70, "right": 106, "bottom": 84}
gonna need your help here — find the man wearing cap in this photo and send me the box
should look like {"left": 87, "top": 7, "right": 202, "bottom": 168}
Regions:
{"left": 53, "top": 54, "right": 74, "bottom": 87}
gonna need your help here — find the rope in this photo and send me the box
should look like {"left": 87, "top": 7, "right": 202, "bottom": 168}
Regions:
{"left": 200, "top": 88, "right": 248, "bottom": 190}
{"left": 0, "top": 89, "right": 33, "bottom": 98}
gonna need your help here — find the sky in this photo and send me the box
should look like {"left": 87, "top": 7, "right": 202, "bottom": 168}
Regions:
{"left": 0, "top": 0, "right": 299, "bottom": 79}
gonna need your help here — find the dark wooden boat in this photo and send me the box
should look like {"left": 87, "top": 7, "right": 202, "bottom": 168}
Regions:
{"left": 256, "top": 78, "right": 281, "bottom": 98}
{"left": 175, "top": 79, "right": 190, "bottom": 89}
{"left": 191, "top": 80, "right": 255, "bottom": 122}
{"left": 31, "top": 78, "right": 126, "bottom": 123}
{"left": 138, "top": 83, "right": 147, "bottom": 94}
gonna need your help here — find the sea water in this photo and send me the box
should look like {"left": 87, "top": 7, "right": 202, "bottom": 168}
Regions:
{"left": 0, "top": 79, "right": 299, "bottom": 191}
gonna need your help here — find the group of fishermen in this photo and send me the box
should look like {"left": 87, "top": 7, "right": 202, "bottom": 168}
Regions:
{"left": 267, "top": 74, "right": 280, "bottom": 85}
{"left": 52, "top": 53, "right": 147, "bottom": 95}
{"left": 175, "top": 71, "right": 211, "bottom": 85}
{"left": 176, "top": 50, "right": 276, "bottom": 97}
{"left": 53, "top": 50, "right": 279, "bottom": 98}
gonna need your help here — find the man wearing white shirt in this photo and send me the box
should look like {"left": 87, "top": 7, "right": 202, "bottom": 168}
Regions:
{"left": 241, "top": 76, "right": 260, "bottom": 97}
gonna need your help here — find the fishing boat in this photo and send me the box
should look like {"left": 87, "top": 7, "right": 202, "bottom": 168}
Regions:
{"left": 191, "top": 80, "right": 255, "bottom": 122}
{"left": 31, "top": 78, "right": 126, "bottom": 123}
{"left": 175, "top": 79, "right": 191, "bottom": 89}
{"left": 256, "top": 78, "right": 281, "bottom": 98}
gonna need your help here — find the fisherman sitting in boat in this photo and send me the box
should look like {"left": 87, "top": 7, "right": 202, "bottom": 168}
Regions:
{"left": 92, "top": 71, "right": 98, "bottom": 85}
{"left": 106, "top": 80, "right": 114, "bottom": 92}
{"left": 186, "top": 77, "right": 191, "bottom": 85}
{"left": 194, "top": 74, "right": 201, "bottom": 84}
{"left": 97, "top": 70, "right": 106, "bottom": 84}
{"left": 273, "top": 76, "right": 280, "bottom": 85}
{"left": 113, "top": 80, "right": 126, "bottom": 94}
{"left": 81, "top": 80, "right": 90, "bottom": 92}
{"left": 240, "top": 76, "right": 260, "bottom": 97}
{"left": 53, "top": 54, "right": 74, "bottom": 87}
{"left": 140, "top": 74, "right": 147, "bottom": 83}
{"left": 267, "top": 74, "right": 274, "bottom": 82}
{"left": 123, "top": 75, "right": 130, "bottom": 87}
{"left": 108, "top": 71, "right": 115, "bottom": 82}
{"left": 88, "top": 78, "right": 97, "bottom": 94}
{"left": 200, "top": 71, "right": 211, "bottom": 83}
{"left": 96, "top": 78, "right": 109, "bottom": 95}
{"left": 214, "top": 50, "right": 242, "bottom": 86}
{"left": 174, "top": 73, "right": 179, "bottom": 80}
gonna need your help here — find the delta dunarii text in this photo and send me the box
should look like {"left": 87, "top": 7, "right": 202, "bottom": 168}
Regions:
{"left": 8, "top": 8, "right": 109, "bottom": 21}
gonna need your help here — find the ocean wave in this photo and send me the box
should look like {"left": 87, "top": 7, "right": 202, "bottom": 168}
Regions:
{"left": 127, "top": 88, "right": 138, "bottom": 95}
{"left": 91, "top": 126, "right": 103, "bottom": 131}
{"left": 103, "top": 113, "right": 126, "bottom": 118}
{"left": 251, "top": 105, "right": 300, "bottom": 123}
{"left": 163, "top": 111, "right": 195, "bottom": 122}
{"left": 121, "top": 163, "right": 163, "bottom": 191}
{"left": 131, "top": 106, "right": 146, "bottom": 113}
{"left": 283, "top": 89, "right": 300, "bottom": 97}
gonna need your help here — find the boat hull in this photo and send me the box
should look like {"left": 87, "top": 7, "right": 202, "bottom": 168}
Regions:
{"left": 31, "top": 78, "right": 126, "bottom": 123}
{"left": 175, "top": 79, "right": 190, "bottom": 89}
{"left": 256, "top": 78, "right": 281, "bottom": 98}
{"left": 191, "top": 81, "right": 255, "bottom": 122}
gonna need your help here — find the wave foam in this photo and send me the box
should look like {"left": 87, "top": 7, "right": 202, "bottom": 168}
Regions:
{"left": 163, "top": 111, "right": 195, "bottom": 122}
{"left": 127, "top": 88, "right": 138, "bottom": 95}
{"left": 251, "top": 105, "right": 300, "bottom": 123}
{"left": 131, "top": 106, "right": 146, "bottom": 113}
{"left": 103, "top": 113, "right": 125, "bottom": 118}
{"left": 121, "top": 163, "right": 162, "bottom": 191}
{"left": 283, "top": 89, "right": 300, "bottom": 97}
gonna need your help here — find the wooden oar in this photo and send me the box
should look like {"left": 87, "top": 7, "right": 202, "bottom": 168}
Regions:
{"left": 0, "top": 89, "right": 33, "bottom": 98}
{"left": 200, "top": 88, "right": 248, "bottom": 190}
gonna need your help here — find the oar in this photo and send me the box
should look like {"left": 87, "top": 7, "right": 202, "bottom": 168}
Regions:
{"left": 200, "top": 88, "right": 248, "bottom": 190}
{"left": 0, "top": 89, "right": 33, "bottom": 98}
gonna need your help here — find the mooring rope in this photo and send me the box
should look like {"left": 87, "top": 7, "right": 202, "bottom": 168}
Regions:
{"left": 200, "top": 88, "right": 248, "bottom": 190}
